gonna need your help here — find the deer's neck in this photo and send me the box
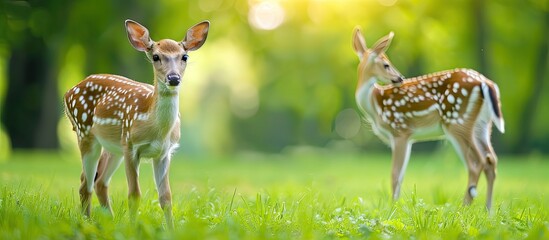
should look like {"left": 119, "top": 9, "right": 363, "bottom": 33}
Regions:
{"left": 355, "top": 76, "right": 379, "bottom": 118}
{"left": 149, "top": 80, "right": 180, "bottom": 137}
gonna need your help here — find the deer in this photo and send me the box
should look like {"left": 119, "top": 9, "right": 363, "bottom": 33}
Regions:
{"left": 63, "top": 19, "right": 210, "bottom": 227}
{"left": 352, "top": 28, "right": 504, "bottom": 210}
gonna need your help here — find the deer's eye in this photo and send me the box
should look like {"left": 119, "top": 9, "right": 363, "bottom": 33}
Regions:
{"left": 152, "top": 54, "right": 160, "bottom": 62}
{"left": 383, "top": 63, "right": 390, "bottom": 69}
{"left": 182, "top": 54, "right": 189, "bottom": 62}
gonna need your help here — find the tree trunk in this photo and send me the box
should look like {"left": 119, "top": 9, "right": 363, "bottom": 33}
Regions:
{"left": 1, "top": 35, "right": 59, "bottom": 149}
{"left": 473, "top": 0, "right": 488, "bottom": 74}
{"left": 472, "top": 0, "right": 510, "bottom": 152}
{"left": 515, "top": 11, "right": 549, "bottom": 153}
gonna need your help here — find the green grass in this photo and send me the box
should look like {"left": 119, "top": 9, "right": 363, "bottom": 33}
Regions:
{"left": 1, "top": 149, "right": 548, "bottom": 239}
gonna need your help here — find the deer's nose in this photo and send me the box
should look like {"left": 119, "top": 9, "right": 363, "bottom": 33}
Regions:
{"left": 167, "top": 73, "right": 181, "bottom": 86}
{"left": 391, "top": 76, "right": 404, "bottom": 87}
{"left": 391, "top": 76, "right": 403, "bottom": 83}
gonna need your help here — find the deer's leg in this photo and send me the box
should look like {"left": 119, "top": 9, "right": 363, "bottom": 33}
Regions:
{"left": 153, "top": 155, "right": 174, "bottom": 229}
{"left": 474, "top": 122, "right": 497, "bottom": 211}
{"left": 95, "top": 151, "right": 123, "bottom": 215}
{"left": 483, "top": 154, "right": 497, "bottom": 211}
{"left": 444, "top": 127, "right": 484, "bottom": 206}
{"left": 94, "top": 151, "right": 110, "bottom": 210}
{"left": 391, "top": 136, "right": 412, "bottom": 200}
{"left": 124, "top": 145, "right": 141, "bottom": 218}
{"left": 79, "top": 138, "right": 102, "bottom": 217}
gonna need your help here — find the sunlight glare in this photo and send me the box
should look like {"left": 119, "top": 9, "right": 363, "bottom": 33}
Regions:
{"left": 248, "top": 1, "right": 285, "bottom": 30}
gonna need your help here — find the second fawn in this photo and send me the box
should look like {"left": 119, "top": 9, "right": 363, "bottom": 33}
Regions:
{"left": 64, "top": 19, "right": 210, "bottom": 227}
{"left": 352, "top": 28, "right": 504, "bottom": 210}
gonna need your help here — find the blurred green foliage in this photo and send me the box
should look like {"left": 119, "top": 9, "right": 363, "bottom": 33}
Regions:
{"left": 0, "top": 0, "right": 547, "bottom": 156}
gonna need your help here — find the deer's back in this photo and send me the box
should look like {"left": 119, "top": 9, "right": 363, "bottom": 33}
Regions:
{"left": 63, "top": 74, "right": 155, "bottom": 144}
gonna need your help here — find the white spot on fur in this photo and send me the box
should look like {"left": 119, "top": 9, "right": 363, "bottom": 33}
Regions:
{"left": 461, "top": 88, "right": 468, "bottom": 96}
{"left": 447, "top": 94, "right": 455, "bottom": 104}
{"left": 469, "top": 186, "right": 478, "bottom": 198}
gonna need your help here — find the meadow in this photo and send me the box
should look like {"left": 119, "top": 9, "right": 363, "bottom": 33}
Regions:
{"left": 0, "top": 148, "right": 548, "bottom": 239}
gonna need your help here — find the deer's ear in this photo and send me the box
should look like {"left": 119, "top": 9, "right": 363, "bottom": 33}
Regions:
{"left": 125, "top": 19, "right": 153, "bottom": 52}
{"left": 182, "top": 21, "right": 210, "bottom": 51}
{"left": 352, "top": 27, "right": 367, "bottom": 59}
{"left": 371, "top": 31, "right": 394, "bottom": 56}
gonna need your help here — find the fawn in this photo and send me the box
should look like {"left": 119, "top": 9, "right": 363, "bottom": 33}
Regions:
{"left": 352, "top": 28, "right": 504, "bottom": 210}
{"left": 64, "top": 19, "right": 209, "bottom": 227}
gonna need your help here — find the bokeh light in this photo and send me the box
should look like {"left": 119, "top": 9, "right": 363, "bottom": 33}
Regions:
{"left": 230, "top": 84, "right": 259, "bottom": 119}
{"left": 248, "top": 1, "right": 285, "bottom": 30}
{"left": 335, "top": 108, "right": 361, "bottom": 139}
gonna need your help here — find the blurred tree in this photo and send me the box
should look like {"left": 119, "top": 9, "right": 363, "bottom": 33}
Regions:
{"left": 516, "top": 9, "right": 548, "bottom": 153}
{"left": 0, "top": 1, "right": 69, "bottom": 149}
{"left": 0, "top": 0, "right": 547, "bottom": 155}
{"left": 3, "top": 32, "right": 58, "bottom": 148}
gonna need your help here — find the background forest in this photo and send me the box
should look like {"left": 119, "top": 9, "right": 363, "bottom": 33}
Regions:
{"left": 0, "top": 0, "right": 547, "bottom": 158}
